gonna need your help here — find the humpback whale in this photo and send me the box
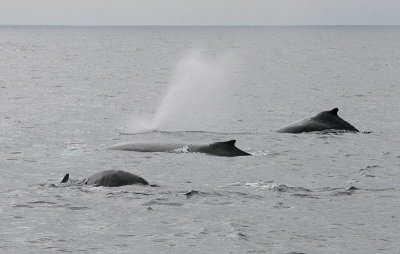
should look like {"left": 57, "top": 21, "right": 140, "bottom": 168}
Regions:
{"left": 277, "top": 108, "right": 359, "bottom": 133}
{"left": 61, "top": 170, "right": 149, "bottom": 187}
{"left": 109, "top": 139, "right": 251, "bottom": 157}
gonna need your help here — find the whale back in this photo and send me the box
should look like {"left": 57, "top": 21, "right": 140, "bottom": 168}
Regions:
{"left": 277, "top": 108, "right": 359, "bottom": 133}
{"left": 110, "top": 140, "right": 250, "bottom": 157}
{"left": 85, "top": 170, "right": 149, "bottom": 187}
{"left": 201, "top": 140, "right": 251, "bottom": 157}
{"left": 109, "top": 142, "right": 179, "bottom": 152}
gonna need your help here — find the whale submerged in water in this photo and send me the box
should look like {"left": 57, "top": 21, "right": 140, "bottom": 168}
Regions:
{"left": 60, "top": 170, "right": 149, "bottom": 187}
{"left": 277, "top": 108, "right": 359, "bottom": 133}
{"left": 109, "top": 139, "right": 251, "bottom": 157}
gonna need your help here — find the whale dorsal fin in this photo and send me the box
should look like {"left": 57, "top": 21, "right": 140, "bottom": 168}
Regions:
{"left": 329, "top": 108, "right": 339, "bottom": 115}
{"left": 60, "top": 173, "right": 69, "bottom": 183}
{"left": 215, "top": 140, "right": 236, "bottom": 146}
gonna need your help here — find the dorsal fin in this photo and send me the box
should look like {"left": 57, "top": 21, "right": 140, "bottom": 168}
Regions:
{"left": 329, "top": 108, "right": 339, "bottom": 115}
{"left": 60, "top": 173, "right": 69, "bottom": 183}
{"left": 216, "top": 140, "right": 236, "bottom": 146}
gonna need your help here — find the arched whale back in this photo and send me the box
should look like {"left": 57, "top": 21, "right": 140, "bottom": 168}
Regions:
{"left": 110, "top": 139, "right": 250, "bottom": 157}
{"left": 86, "top": 170, "right": 148, "bottom": 187}
{"left": 61, "top": 170, "right": 148, "bottom": 187}
{"left": 277, "top": 108, "right": 359, "bottom": 133}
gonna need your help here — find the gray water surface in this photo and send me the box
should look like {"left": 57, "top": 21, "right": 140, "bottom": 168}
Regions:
{"left": 1, "top": 26, "right": 399, "bottom": 253}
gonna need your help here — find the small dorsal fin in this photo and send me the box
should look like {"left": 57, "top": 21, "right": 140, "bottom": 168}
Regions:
{"left": 60, "top": 173, "right": 69, "bottom": 183}
{"left": 217, "top": 140, "right": 236, "bottom": 146}
{"left": 348, "top": 186, "right": 359, "bottom": 191}
{"left": 329, "top": 108, "right": 339, "bottom": 115}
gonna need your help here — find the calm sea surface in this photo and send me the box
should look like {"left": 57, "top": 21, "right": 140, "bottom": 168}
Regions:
{"left": 1, "top": 26, "right": 399, "bottom": 253}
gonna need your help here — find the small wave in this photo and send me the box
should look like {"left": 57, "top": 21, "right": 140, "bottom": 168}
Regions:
{"left": 244, "top": 182, "right": 311, "bottom": 193}
{"left": 272, "top": 201, "right": 291, "bottom": 209}
{"left": 243, "top": 182, "right": 318, "bottom": 198}
{"left": 142, "top": 197, "right": 183, "bottom": 207}
{"left": 27, "top": 201, "right": 57, "bottom": 205}
{"left": 360, "top": 165, "right": 382, "bottom": 171}
{"left": 364, "top": 187, "right": 396, "bottom": 192}
{"left": 316, "top": 186, "right": 396, "bottom": 197}
{"left": 183, "top": 190, "right": 225, "bottom": 199}
{"left": 183, "top": 189, "right": 263, "bottom": 201}
{"left": 184, "top": 190, "right": 203, "bottom": 198}
{"left": 244, "top": 182, "right": 286, "bottom": 191}
{"left": 13, "top": 200, "right": 68, "bottom": 209}
{"left": 67, "top": 206, "right": 90, "bottom": 210}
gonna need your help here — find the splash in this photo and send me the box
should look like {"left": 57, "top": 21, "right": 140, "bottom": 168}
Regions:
{"left": 128, "top": 50, "right": 231, "bottom": 133}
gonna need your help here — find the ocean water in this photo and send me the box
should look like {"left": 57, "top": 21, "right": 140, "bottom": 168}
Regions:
{"left": 1, "top": 26, "right": 399, "bottom": 253}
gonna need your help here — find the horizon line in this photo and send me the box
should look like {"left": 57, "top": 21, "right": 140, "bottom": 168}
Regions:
{"left": 1, "top": 24, "right": 400, "bottom": 28}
